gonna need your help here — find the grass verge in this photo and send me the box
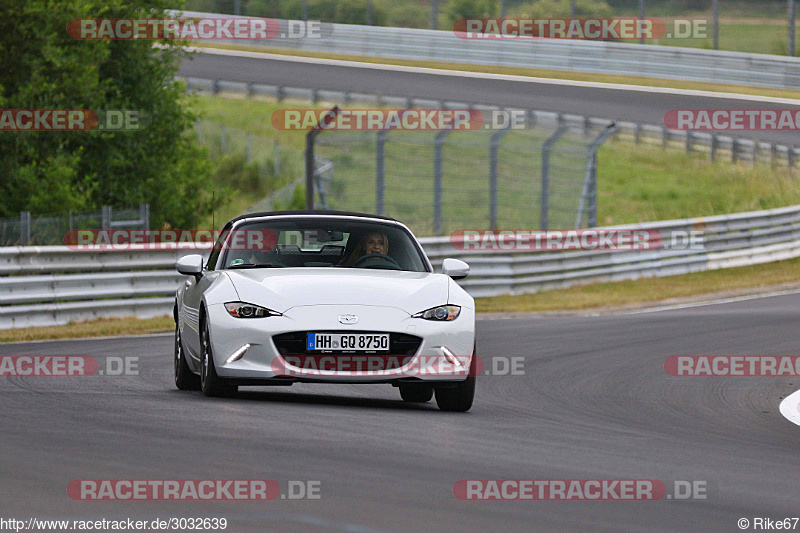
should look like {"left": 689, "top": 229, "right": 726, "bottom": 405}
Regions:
{"left": 0, "top": 316, "right": 174, "bottom": 344}
{"left": 475, "top": 257, "right": 800, "bottom": 313}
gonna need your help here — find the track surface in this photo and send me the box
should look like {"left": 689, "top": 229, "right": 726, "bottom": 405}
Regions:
{"left": 179, "top": 52, "right": 800, "bottom": 145}
{"left": 2, "top": 294, "right": 800, "bottom": 531}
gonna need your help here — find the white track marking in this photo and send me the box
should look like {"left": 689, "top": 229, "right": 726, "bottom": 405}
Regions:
{"left": 189, "top": 46, "right": 800, "bottom": 106}
{"left": 780, "top": 388, "right": 800, "bottom": 427}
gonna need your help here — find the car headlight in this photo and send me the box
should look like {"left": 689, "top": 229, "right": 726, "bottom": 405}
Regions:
{"left": 224, "top": 302, "right": 282, "bottom": 318}
{"left": 412, "top": 305, "right": 461, "bottom": 321}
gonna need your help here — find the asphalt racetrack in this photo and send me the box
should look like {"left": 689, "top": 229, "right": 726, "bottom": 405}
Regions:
{"left": 179, "top": 50, "right": 800, "bottom": 146}
{"left": 2, "top": 293, "right": 800, "bottom": 531}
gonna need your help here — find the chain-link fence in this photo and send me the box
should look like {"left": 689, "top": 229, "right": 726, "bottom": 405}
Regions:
{"left": 309, "top": 121, "right": 616, "bottom": 236}
{"left": 0, "top": 205, "right": 149, "bottom": 247}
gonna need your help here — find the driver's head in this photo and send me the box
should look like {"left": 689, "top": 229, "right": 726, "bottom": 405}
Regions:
{"left": 363, "top": 232, "right": 388, "bottom": 255}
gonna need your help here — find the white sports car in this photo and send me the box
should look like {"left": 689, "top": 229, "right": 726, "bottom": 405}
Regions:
{"left": 173, "top": 211, "right": 477, "bottom": 411}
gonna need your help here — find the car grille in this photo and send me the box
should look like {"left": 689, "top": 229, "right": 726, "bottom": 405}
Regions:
{"left": 272, "top": 331, "right": 422, "bottom": 356}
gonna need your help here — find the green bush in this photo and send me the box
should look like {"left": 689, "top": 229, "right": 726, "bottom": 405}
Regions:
{"left": 213, "top": 152, "right": 263, "bottom": 194}
{"left": 381, "top": 2, "right": 429, "bottom": 27}
{"left": 243, "top": 0, "right": 283, "bottom": 17}
{"left": 508, "top": 0, "right": 613, "bottom": 18}
{"left": 448, "top": 0, "right": 498, "bottom": 24}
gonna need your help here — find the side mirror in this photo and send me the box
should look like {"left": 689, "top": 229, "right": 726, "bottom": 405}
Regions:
{"left": 176, "top": 254, "right": 204, "bottom": 280}
{"left": 442, "top": 258, "right": 469, "bottom": 280}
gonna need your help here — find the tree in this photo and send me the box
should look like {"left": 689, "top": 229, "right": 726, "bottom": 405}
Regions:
{"left": 0, "top": 0, "right": 214, "bottom": 228}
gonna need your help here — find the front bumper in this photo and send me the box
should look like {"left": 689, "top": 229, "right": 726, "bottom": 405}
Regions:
{"left": 206, "top": 303, "right": 475, "bottom": 384}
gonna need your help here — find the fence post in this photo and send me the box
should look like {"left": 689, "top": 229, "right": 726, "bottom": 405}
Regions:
{"left": 541, "top": 125, "right": 568, "bottom": 231}
{"left": 710, "top": 133, "right": 718, "bottom": 161}
{"left": 101, "top": 206, "right": 111, "bottom": 230}
{"left": 489, "top": 126, "right": 512, "bottom": 231}
{"left": 790, "top": 147, "right": 796, "bottom": 168}
{"left": 139, "top": 203, "right": 150, "bottom": 230}
{"left": 634, "top": 123, "right": 642, "bottom": 145}
{"left": 305, "top": 133, "right": 316, "bottom": 210}
{"left": 685, "top": 131, "right": 692, "bottom": 154}
{"left": 576, "top": 124, "right": 617, "bottom": 229}
{"left": 434, "top": 130, "right": 451, "bottom": 235}
{"left": 732, "top": 138, "right": 739, "bottom": 162}
{"left": 305, "top": 106, "right": 339, "bottom": 209}
{"left": 527, "top": 109, "right": 537, "bottom": 128}
{"left": 274, "top": 140, "right": 281, "bottom": 175}
{"left": 19, "top": 211, "right": 31, "bottom": 246}
{"left": 376, "top": 130, "right": 388, "bottom": 215}
{"left": 662, "top": 125, "right": 668, "bottom": 148}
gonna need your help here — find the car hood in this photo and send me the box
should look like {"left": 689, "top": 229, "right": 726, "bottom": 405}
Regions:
{"left": 225, "top": 268, "right": 448, "bottom": 314}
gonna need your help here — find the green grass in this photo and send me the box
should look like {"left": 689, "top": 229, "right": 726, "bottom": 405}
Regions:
{"left": 596, "top": 141, "right": 800, "bottom": 226}
{"left": 648, "top": 19, "right": 791, "bottom": 55}
{"left": 187, "top": 94, "right": 315, "bottom": 226}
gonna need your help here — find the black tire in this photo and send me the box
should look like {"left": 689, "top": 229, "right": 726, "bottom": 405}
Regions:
{"left": 200, "top": 320, "right": 237, "bottom": 397}
{"left": 434, "top": 347, "right": 477, "bottom": 412}
{"left": 399, "top": 385, "right": 433, "bottom": 403}
{"left": 174, "top": 323, "right": 200, "bottom": 391}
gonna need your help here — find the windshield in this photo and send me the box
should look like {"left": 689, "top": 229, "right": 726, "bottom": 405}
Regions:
{"left": 218, "top": 217, "right": 429, "bottom": 272}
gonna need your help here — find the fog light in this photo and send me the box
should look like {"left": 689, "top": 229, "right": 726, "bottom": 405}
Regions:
{"left": 226, "top": 344, "right": 251, "bottom": 364}
{"left": 441, "top": 346, "right": 463, "bottom": 367}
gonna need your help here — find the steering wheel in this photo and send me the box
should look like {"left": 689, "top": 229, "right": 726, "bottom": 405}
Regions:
{"left": 353, "top": 253, "right": 401, "bottom": 269}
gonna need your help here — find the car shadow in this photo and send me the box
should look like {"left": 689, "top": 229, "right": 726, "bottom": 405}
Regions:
{"left": 228, "top": 388, "right": 439, "bottom": 411}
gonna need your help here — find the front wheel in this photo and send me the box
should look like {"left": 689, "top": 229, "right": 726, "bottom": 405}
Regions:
{"left": 174, "top": 323, "right": 200, "bottom": 391}
{"left": 434, "top": 348, "right": 476, "bottom": 412}
{"left": 201, "top": 321, "right": 237, "bottom": 397}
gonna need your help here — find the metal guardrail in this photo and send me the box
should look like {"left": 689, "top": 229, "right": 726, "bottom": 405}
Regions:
{"left": 3, "top": 205, "right": 800, "bottom": 328}
{"left": 180, "top": 11, "right": 800, "bottom": 90}
{"left": 185, "top": 76, "right": 799, "bottom": 166}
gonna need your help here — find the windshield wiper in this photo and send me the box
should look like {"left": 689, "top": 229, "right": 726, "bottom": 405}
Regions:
{"left": 227, "top": 263, "right": 283, "bottom": 269}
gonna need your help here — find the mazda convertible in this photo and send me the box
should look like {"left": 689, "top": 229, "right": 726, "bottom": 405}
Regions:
{"left": 173, "top": 210, "right": 476, "bottom": 411}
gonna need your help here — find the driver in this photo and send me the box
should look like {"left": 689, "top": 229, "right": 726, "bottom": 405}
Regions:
{"left": 347, "top": 231, "right": 390, "bottom": 266}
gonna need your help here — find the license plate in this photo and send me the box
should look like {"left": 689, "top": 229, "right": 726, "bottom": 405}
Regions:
{"left": 307, "top": 333, "right": 390, "bottom": 352}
